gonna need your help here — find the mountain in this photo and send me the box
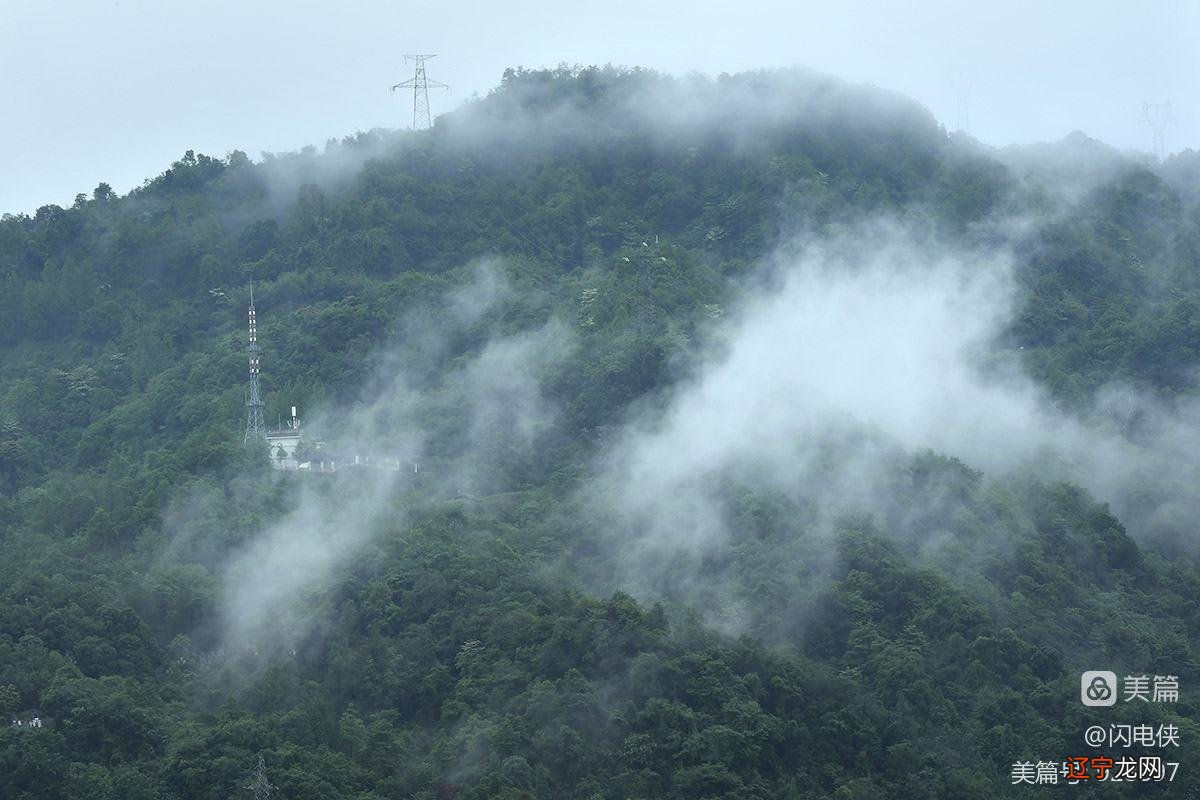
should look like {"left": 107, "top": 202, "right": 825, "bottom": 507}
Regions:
{"left": 1, "top": 65, "right": 1198, "bottom": 799}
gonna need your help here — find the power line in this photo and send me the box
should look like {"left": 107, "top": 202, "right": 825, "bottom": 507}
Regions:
{"left": 391, "top": 55, "right": 449, "bottom": 130}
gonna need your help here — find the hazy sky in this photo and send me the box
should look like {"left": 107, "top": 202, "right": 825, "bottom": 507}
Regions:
{"left": 1, "top": 0, "right": 1195, "bottom": 215}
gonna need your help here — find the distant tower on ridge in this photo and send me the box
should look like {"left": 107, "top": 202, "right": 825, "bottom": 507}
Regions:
{"left": 949, "top": 66, "right": 977, "bottom": 136}
{"left": 244, "top": 285, "right": 266, "bottom": 443}
{"left": 391, "top": 54, "right": 449, "bottom": 130}
{"left": 1142, "top": 101, "right": 1173, "bottom": 161}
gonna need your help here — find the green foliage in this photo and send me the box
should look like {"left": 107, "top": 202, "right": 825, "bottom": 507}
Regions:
{"left": 0, "top": 66, "right": 1198, "bottom": 798}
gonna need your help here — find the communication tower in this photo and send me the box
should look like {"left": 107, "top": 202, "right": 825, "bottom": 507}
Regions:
{"left": 244, "top": 285, "right": 266, "bottom": 443}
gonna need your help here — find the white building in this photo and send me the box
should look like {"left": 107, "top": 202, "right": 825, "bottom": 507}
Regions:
{"left": 264, "top": 405, "right": 404, "bottom": 475}
{"left": 267, "top": 406, "right": 303, "bottom": 462}
{"left": 266, "top": 430, "right": 303, "bottom": 460}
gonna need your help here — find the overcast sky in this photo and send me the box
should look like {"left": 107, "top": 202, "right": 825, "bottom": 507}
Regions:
{"left": 1, "top": 0, "right": 1196, "bottom": 215}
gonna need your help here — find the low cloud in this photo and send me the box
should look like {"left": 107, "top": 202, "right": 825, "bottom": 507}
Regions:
{"left": 169, "top": 261, "right": 573, "bottom": 655}
{"left": 588, "top": 221, "right": 1200, "bottom": 623}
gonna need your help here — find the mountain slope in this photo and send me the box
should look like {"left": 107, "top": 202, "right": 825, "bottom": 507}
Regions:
{"left": 1, "top": 66, "right": 1199, "bottom": 799}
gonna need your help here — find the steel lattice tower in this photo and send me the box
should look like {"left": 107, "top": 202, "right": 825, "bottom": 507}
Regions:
{"left": 1143, "top": 101, "right": 1173, "bottom": 161}
{"left": 391, "top": 54, "right": 449, "bottom": 130}
{"left": 949, "top": 66, "right": 977, "bottom": 135}
{"left": 244, "top": 285, "right": 266, "bottom": 443}
{"left": 246, "top": 756, "right": 275, "bottom": 800}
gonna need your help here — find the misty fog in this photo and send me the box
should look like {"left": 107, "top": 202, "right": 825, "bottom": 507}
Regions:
{"left": 188, "top": 218, "right": 1200, "bottom": 654}
{"left": 136, "top": 70, "right": 1200, "bottom": 664}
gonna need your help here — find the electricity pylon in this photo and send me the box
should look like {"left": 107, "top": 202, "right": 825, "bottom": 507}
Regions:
{"left": 1143, "top": 101, "right": 1173, "bottom": 161}
{"left": 949, "top": 66, "right": 977, "bottom": 135}
{"left": 246, "top": 756, "right": 275, "bottom": 800}
{"left": 391, "top": 54, "right": 449, "bottom": 130}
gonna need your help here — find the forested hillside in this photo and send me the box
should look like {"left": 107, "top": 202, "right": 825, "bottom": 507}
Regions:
{"left": 1, "top": 66, "right": 1199, "bottom": 799}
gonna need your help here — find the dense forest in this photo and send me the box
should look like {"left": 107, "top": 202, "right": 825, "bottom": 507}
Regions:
{"left": 1, "top": 66, "right": 1199, "bottom": 798}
